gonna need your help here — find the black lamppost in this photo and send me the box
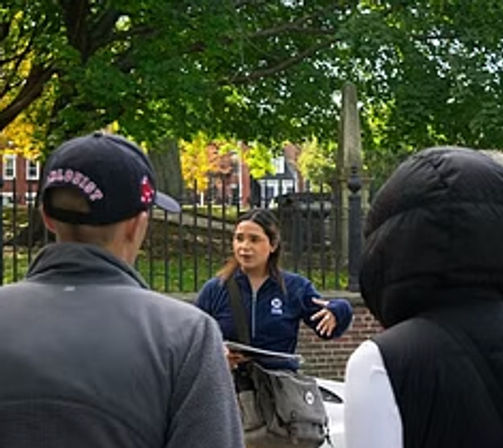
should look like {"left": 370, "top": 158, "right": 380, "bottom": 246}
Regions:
{"left": 347, "top": 166, "right": 362, "bottom": 292}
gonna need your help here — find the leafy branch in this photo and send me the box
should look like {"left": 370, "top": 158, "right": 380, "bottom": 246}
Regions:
{"left": 229, "top": 36, "right": 337, "bottom": 84}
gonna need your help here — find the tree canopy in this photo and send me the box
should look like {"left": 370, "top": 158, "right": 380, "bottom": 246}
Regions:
{"left": 1, "top": 0, "right": 503, "bottom": 184}
{"left": 297, "top": 136, "right": 336, "bottom": 188}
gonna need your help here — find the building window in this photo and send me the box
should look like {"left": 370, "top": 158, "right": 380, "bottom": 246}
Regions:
{"left": 281, "top": 179, "right": 294, "bottom": 194}
{"left": 230, "top": 184, "right": 240, "bottom": 205}
{"left": 1, "top": 192, "right": 14, "bottom": 206}
{"left": 272, "top": 156, "right": 285, "bottom": 175}
{"left": 3, "top": 155, "right": 16, "bottom": 180}
{"left": 26, "top": 159, "right": 40, "bottom": 180}
{"left": 25, "top": 192, "right": 38, "bottom": 205}
{"left": 259, "top": 179, "right": 279, "bottom": 207}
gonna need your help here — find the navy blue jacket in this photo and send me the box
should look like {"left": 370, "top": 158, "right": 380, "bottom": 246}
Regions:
{"left": 196, "top": 270, "right": 353, "bottom": 370}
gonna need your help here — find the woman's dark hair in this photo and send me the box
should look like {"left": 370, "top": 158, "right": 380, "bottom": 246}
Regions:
{"left": 218, "top": 208, "right": 284, "bottom": 288}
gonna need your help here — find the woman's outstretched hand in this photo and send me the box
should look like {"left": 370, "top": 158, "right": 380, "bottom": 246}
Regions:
{"left": 224, "top": 345, "right": 250, "bottom": 370}
{"left": 310, "top": 298, "right": 337, "bottom": 337}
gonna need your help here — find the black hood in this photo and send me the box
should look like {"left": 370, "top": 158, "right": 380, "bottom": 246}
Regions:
{"left": 360, "top": 147, "right": 503, "bottom": 328}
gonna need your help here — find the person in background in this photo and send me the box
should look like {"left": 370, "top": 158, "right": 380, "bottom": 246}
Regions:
{"left": 196, "top": 208, "right": 353, "bottom": 371}
{"left": 345, "top": 147, "right": 503, "bottom": 448}
{"left": 0, "top": 131, "right": 244, "bottom": 448}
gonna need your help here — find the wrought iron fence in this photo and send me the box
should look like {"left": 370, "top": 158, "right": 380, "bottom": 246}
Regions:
{"left": 0, "top": 174, "right": 363, "bottom": 293}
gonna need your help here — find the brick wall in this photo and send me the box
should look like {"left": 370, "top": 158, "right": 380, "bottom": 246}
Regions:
{"left": 297, "top": 297, "right": 382, "bottom": 380}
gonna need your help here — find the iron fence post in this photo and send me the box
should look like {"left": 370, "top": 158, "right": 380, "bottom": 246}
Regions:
{"left": 348, "top": 166, "right": 362, "bottom": 292}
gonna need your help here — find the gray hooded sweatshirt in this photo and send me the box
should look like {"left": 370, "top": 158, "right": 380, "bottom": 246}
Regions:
{"left": 0, "top": 242, "right": 244, "bottom": 448}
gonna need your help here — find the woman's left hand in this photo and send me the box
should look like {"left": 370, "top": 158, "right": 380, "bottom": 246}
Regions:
{"left": 310, "top": 298, "right": 337, "bottom": 337}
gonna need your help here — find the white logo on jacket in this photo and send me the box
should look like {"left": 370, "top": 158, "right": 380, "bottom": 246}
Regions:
{"left": 270, "top": 297, "right": 283, "bottom": 315}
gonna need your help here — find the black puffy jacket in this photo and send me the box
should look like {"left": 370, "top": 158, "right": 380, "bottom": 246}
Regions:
{"left": 360, "top": 146, "right": 503, "bottom": 328}
{"left": 360, "top": 147, "right": 503, "bottom": 448}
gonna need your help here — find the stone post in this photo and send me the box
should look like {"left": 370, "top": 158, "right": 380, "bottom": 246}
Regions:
{"left": 336, "top": 82, "right": 363, "bottom": 267}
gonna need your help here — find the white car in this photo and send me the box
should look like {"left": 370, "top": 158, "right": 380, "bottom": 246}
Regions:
{"left": 317, "top": 378, "right": 345, "bottom": 448}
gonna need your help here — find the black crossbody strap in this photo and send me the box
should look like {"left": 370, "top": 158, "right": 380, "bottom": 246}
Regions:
{"left": 225, "top": 276, "right": 250, "bottom": 345}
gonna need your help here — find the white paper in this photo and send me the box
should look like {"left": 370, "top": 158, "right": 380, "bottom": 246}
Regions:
{"left": 224, "top": 341, "right": 304, "bottom": 362}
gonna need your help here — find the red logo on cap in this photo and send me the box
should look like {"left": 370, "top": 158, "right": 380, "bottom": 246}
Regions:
{"left": 140, "top": 176, "right": 155, "bottom": 204}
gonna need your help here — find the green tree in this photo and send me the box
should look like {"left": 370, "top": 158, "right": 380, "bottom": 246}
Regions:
{"left": 179, "top": 132, "right": 272, "bottom": 193}
{"left": 2, "top": 1, "right": 503, "bottom": 188}
{"left": 241, "top": 142, "right": 274, "bottom": 179}
{"left": 180, "top": 132, "right": 218, "bottom": 193}
{"left": 297, "top": 137, "right": 337, "bottom": 189}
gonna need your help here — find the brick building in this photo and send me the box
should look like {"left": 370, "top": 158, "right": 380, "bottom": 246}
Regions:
{"left": 198, "top": 143, "right": 304, "bottom": 208}
{"left": 0, "top": 154, "right": 41, "bottom": 206}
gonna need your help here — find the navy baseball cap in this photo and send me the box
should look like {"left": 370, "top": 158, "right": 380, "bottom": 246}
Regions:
{"left": 40, "top": 131, "right": 180, "bottom": 225}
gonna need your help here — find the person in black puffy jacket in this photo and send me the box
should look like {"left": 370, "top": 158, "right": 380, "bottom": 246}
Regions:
{"left": 345, "top": 147, "right": 503, "bottom": 448}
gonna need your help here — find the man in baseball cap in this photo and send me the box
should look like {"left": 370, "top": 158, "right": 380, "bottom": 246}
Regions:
{"left": 0, "top": 132, "right": 245, "bottom": 448}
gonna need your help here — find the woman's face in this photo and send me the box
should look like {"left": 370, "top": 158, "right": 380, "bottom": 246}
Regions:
{"left": 233, "top": 220, "right": 275, "bottom": 275}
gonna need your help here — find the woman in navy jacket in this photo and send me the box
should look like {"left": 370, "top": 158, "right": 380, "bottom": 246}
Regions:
{"left": 196, "top": 208, "right": 353, "bottom": 371}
